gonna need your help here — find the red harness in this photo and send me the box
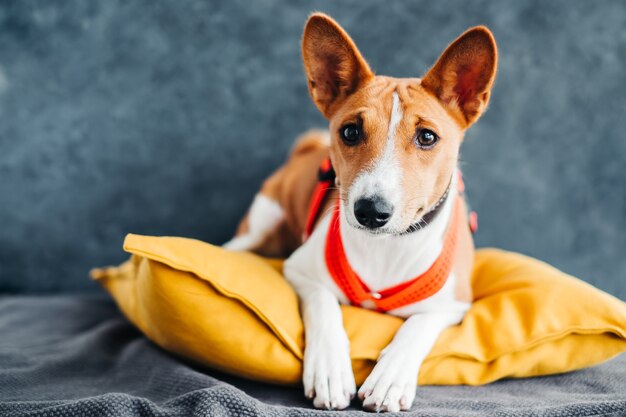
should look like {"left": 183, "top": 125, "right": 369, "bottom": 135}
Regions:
{"left": 304, "top": 159, "right": 476, "bottom": 312}
{"left": 304, "top": 158, "right": 335, "bottom": 239}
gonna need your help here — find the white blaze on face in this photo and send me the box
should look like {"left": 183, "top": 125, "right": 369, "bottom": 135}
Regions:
{"left": 347, "top": 92, "right": 403, "bottom": 228}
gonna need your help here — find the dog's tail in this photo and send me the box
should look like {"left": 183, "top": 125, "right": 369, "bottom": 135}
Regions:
{"left": 289, "top": 129, "right": 330, "bottom": 156}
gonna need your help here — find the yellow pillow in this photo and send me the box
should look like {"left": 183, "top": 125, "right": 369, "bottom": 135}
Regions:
{"left": 91, "top": 233, "right": 626, "bottom": 386}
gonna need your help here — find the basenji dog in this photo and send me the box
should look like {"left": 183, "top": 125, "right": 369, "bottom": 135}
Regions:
{"left": 224, "top": 13, "right": 497, "bottom": 412}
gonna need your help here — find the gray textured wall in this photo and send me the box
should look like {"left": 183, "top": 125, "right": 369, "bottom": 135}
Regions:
{"left": 0, "top": 1, "right": 624, "bottom": 298}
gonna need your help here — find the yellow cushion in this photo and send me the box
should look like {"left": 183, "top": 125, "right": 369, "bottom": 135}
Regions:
{"left": 91, "top": 233, "right": 626, "bottom": 386}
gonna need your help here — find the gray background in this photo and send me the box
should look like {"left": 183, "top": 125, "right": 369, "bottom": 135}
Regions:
{"left": 0, "top": 0, "right": 624, "bottom": 298}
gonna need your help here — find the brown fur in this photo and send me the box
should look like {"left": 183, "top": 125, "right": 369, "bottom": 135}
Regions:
{"left": 237, "top": 130, "right": 336, "bottom": 257}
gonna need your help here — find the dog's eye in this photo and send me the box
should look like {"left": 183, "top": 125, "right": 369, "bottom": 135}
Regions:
{"left": 415, "top": 129, "right": 439, "bottom": 149}
{"left": 340, "top": 124, "right": 362, "bottom": 146}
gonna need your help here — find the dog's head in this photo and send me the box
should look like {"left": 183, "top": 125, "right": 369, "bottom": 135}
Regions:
{"left": 302, "top": 13, "right": 497, "bottom": 235}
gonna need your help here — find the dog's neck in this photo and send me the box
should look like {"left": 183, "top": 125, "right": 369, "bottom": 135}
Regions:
{"left": 338, "top": 171, "right": 458, "bottom": 292}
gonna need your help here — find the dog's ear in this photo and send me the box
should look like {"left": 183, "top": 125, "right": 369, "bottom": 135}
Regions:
{"left": 422, "top": 26, "right": 497, "bottom": 127}
{"left": 302, "top": 13, "right": 374, "bottom": 118}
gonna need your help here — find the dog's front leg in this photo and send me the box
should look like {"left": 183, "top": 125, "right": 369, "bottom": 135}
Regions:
{"left": 287, "top": 274, "right": 356, "bottom": 410}
{"left": 300, "top": 285, "right": 356, "bottom": 409}
{"left": 358, "top": 310, "right": 465, "bottom": 412}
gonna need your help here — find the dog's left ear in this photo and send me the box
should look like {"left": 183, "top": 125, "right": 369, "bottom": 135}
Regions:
{"left": 302, "top": 13, "right": 374, "bottom": 118}
{"left": 422, "top": 26, "right": 497, "bottom": 127}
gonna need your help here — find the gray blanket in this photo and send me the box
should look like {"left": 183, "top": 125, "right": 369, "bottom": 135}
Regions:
{"left": 1, "top": 295, "right": 624, "bottom": 416}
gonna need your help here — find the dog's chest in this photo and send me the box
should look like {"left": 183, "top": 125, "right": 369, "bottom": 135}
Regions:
{"left": 343, "top": 226, "right": 445, "bottom": 294}
{"left": 304, "top": 200, "right": 469, "bottom": 317}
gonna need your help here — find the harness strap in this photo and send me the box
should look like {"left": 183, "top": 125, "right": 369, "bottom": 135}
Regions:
{"left": 303, "top": 158, "right": 335, "bottom": 240}
{"left": 325, "top": 195, "right": 464, "bottom": 312}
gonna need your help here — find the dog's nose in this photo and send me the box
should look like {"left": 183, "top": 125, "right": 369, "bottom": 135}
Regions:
{"left": 354, "top": 197, "right": 393, "bottom": 229}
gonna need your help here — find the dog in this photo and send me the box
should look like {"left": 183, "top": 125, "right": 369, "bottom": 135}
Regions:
{"left": 224, "top": 13, "right": 497, "bottom": 412}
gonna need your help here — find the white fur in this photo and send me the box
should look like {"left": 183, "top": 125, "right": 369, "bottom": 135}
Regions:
{"left": 223, "top": 194, "right": 284, "bottom": 251}
{"left": 283, "top": 92, "right": 469, "bottom": 411}
{"left": 359, "top": 310, "right": 465, "bottom": 411}
{"left": 347, "top": 92, "right": 404, "bottom": 231}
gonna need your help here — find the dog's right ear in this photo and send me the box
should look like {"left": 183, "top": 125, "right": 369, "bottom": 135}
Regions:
{"left": 302, "top": 13, "right": 374, "bottom": 118}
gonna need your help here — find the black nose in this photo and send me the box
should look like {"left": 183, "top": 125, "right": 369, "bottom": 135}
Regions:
{"left": 354, "top": 197, "right": 393, "bottom": 229}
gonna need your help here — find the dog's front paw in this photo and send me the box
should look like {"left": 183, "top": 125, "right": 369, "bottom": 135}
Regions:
{"left": 358, "top": 348, "right": 419, "bottom": 412}
{"left": 303, "top": 334, "right": 356, "bottom": 410}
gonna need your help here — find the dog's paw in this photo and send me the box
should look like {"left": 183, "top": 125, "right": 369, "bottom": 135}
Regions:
{"left": 303, "top": 334, "right": 356, "bottom": 410}
{"left": 358, "top": 348, "right": 419, "bottom": 412}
